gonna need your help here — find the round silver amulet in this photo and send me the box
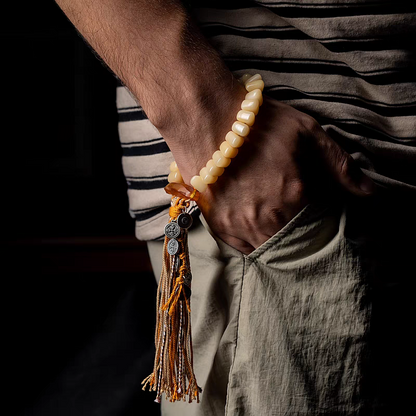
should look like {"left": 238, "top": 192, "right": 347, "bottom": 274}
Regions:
{"left": 164, "top": 221, "right": 180, "bottom": 239}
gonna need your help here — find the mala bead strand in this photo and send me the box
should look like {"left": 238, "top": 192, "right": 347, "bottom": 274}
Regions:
{"left": 166, "top": 73, "right": 264, "bottom": 195}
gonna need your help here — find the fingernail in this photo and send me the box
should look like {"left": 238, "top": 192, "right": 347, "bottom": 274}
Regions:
{"left": 359, "top": 175, "right": 376, "bottom": 194}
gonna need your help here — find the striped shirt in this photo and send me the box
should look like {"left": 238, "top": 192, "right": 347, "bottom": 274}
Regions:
{"left": 116, "top": 0, "right": 416, "bottom": 241}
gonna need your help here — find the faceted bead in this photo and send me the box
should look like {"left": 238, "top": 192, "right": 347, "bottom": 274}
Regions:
{"left": 237, "top": 110, "right": 255, "bottom": 126}
{"left": 170, "top": 161, "right": 179, "bottom": 171}
{"left": 238, "top": 73, "right": 252, "bottom": 85}
{"left": 190, "top": 175, "right": 208, "bottom": 192}
{"left": 245, "top": 79, "right": 264, "bottom": 92}
{"left": 168, "top": 170, "right": 183, "bottom": 183}
{"left": 245, "top": 88, "right": 263, "bottom": 106}
{"left": 225, "top": 131, "right": 245, "bottom": 148}
{"left": 164, "top": 182, "right": 200, "bottom": 201}
{"left": 241, "top": 99, "right": 259, "bottom": 115}
{"left": 220, "top": 141, "right": 238, "bottom": 158}
{"left": 213, "top": 150, "right": 231, "bottom": 168}
{"left": 245, "top": 74, "right": 262, "bottom": 84}
{"left": 232, "top": 121, "right": 250, "bottom": 137}
{"left": 206, "top": 159, "right": 225, "bottom": 176}
{"left": 200, "top": 167, "right": 218, "bottom": 184}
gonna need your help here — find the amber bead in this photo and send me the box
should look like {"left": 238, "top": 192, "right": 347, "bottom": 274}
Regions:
{"left": 168, "top": 170, "right": 183, "bottom": 183}
{"left": 245, "top": 79, "right": 264, "bottom": 92}
{"left": 206, "top": 159, "right": 225, "bottom": 176}
{"left": 237, "top": 110, "right": 255, "bottom": 126}
{"left": 164, "top": 182, "right": 200, "bottom": 201}
{"left": 190, "top": 175, "right": 208, "bottom": 192}
{"left": 241, "top": 99, "right": 259, "bottom": 115}
{"left": 225, "top": 131, "right": 245, "bottom": 148}
{"left": 232, "top": 121, "right": 250, "bottom": 137}
{"left": 238, "top": 73, "right": 252, "bottom": 84}
{"left": 213, "top": 150, "right": 231, "bottom": 167}
{"left": 245, "top": 88, "right": 263, "bottom": 106}
{"left": 245, "top": 74, "right": 262, "bottom": 84}
{"left": 200, "top": 167, "right": 218, "bottom": 184}
{"left": 220, "top": 141, "right": 238, "bottom": 158}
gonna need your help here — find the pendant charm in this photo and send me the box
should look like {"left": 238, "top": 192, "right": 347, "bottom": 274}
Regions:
{"left": 167, "top": 238, "right": 179, "bottom": 255}
{"left": 177, "top": 212, "right": 193, "bottom": 229}
{"left": 164, "top": 221, "right": 181, "bottom": 239}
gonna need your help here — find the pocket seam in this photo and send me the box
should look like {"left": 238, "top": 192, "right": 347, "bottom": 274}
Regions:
{"left": 199, "top": 202, "right": 327, "bottom": 260}
{"left": 199, "top": 213, "right": 245, "bottom": 259}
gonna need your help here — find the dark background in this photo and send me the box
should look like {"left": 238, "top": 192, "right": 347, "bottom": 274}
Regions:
{"left": 5, "top": 3, "right": 161, "bottom": 415}
{"left": 3, "top": 3, "right": 415, "bottom": 415}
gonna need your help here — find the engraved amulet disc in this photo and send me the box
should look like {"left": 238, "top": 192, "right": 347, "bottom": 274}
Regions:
{"left": 167, "top": 238, "right": 179, "bottom": 255}
{"left": 164, "top": 222, "right": 180, "bottom": 239}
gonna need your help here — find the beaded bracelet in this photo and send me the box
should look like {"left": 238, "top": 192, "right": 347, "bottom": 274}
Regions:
{"left": 142, "top": 73, "right": 264, "bottom": 404}
{"left": 164, "top": 73, "right": 264, "bottom": 200}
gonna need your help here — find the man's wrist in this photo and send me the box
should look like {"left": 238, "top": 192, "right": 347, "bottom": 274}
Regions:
{"left": 130, "top": 20, "right": 248, "bottom": 183}
{"left": 154, "top": 73, "right": 248, "bottom": 184}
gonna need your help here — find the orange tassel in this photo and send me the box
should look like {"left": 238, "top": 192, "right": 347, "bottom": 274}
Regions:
{"left": 142, "top": 196, "right": 201, "bottom": 404}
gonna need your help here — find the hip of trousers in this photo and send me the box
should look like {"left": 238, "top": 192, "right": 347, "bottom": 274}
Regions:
{"left": 147, "top": 187, "right": 414, "bottom": 416}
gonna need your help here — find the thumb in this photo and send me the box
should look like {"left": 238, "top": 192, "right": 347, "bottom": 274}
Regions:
{"left": 313, "top": 126, "right": 376, "bottom": 196}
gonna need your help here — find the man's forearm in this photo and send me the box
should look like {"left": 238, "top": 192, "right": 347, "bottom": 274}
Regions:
{"left": 55, "top": 0, "right": 246, "bottom": 181}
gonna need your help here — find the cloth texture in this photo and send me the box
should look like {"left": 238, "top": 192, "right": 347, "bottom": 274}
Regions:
{"left": 116, "top": 0, "right": 416, "bottom": 241}
{"left": 147, "top": 188, "right": 413, "bottom": 415}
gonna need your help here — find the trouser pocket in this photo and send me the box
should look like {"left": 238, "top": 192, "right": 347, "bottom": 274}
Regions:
{"left": 225, "top": 199, "right": 373, "bottom": 415}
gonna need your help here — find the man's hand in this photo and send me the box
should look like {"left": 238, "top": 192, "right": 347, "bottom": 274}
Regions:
{"left": 178, "top": 94, "right": 376, "bottom": 255}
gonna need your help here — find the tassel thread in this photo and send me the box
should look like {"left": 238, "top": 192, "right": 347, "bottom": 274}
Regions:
{"left": 142, "top": 197, "right": 202, "bottom": 403}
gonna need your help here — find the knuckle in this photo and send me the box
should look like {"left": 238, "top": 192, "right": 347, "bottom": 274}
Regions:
{"left": 285, "top": 179, "right": 306, "bottom": 205}
{"left": 339, "top": 152, "right": 354, "bottom": 177}
{"left": 300, "top": 115, "right": 319, "bottom": 134}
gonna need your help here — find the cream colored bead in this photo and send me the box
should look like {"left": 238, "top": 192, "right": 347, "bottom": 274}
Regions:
{"left": 245, "top": 79, "right": 264, "bottom": 92}
{"left": 199, "top": 167, "right": 218, "bottom": 184}
{"left": 190, "top": 175, "right": 208, "bottom": 192}
{"left": 225, "top": 131, "right": 245, "bottom": 148}
{"left": 220, "top": 141, "right": 239, "bottom": 158}
{"left": 206, "top": 159, "right": 225, "bottom": 176}
{"left": 245, "top": 88, "right": 263, "bottom": 106}
{"left": 213, "top": 150, "right": 231, "bottom": 168}
{"left": 241, "top": 99, "right": 259, "bottom": 115}
{"left": 238, "top": 73, "right": 252, "bottom": 84}
{"left": 245, "top": 74, "right": 262, "bottom": 84}
{"left": 168, "top": 170, "right": 183, "bottom": 183}
{"left": 169, "top": 161, "right": 179, "bottom": 171}
{"left": 237, "top": 110, "right": 255, "bottom": 126}
{"left": 232, "top": 121, "right": 250, "bottom": 137}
